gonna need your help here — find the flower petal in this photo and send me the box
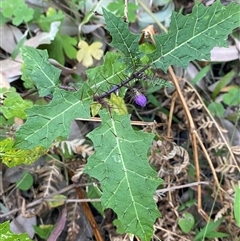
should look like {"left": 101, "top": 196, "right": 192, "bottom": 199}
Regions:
{"left": 91, "top": 49, "right": 104, "bottom": 60}
{"left": 82, "top": 53, "right": 93, "bottom": 67}
{"left": 134, "top": 94, "right": 147, "bottom": 107}
{"left": 78, "top": 40, "right": 88, "bottom": 49}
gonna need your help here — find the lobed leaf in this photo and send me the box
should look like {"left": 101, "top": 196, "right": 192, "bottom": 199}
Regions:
{"left": 2, "top": 0, "right": 34, "bottom": 26}
{"left": 84, "top": 110, "right": 163, "bottom": 240}
{"left": 102, "top": 8, "right": 142, "bottom": 70}
{"left": 12, "top": 4, "right": 34, "bottom": 26}
{"left": 21, "top": 46, "right": 61, "bottom": 96}
{"left": 15, "top": 87, "right": 92, "bottom": 149}
{"left": 87, "top": 52, "right": 127, "bottom": 95}
{"left": 47, "top": 34, "right": 77, "bottom": 65}
{"left": 148, "top": 0, "right": 240, "bottom": 71}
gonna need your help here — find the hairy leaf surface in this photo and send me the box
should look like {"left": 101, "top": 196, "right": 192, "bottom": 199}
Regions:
{"left": 149, "top": 0, "right": 240, "bottom": 71}
{"left": 103, "top": 1, "right": 240, "bottom": 72}
{"left": 15, "top": 87, "right": 92, "bottom": 149}
{"left": 84, "top": 110, "right": 162, "bottom": 240}
{"left": 87, "top": 52, "right": 127, "bottom": 95}
{"left": 21, "top": 46, "right": 61, "bottom": 96}
{"left": 102, "top": 8, "right": 142, "bottom": 70}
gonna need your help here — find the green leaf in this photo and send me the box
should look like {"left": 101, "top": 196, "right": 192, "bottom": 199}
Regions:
{"left": 191, "top": 65, "right": 211, "bottom": 85}
{"left": 12, "top": 33, "right": 27, "bottom": 60}
{"left": 178, "top": 212, "right": 195, "bottom": 234}
{"left": 47, "top": 195, "right": 66, "bottom": 207}
{"left": 84, "top": 110, "right": 163, "bottom": 241}
{"left": 0, "top": 138, "right": 46, "bottom": 167}
{"left": 2, "top": 0, "right": 21, "bottom": 18}
{"left": 194, "top": 218, "right": 228, "bottom": 241}
{"left": 212, "top": 70, "right": 235, "bottom": 100}
{"left": 102, "top": 8, "right": 142, "bottom": 70}
{"left": 15, "top": 87, "right": 92, "bottom": 149}
{"left": 204, "top": 231, "right": 229, "bottom": 239}
{"left": 0, "top": 11, "right": 9, "bottom": 25}
{"left": 46, "top": 35, "right": 65, "bottom": 65}
{"left": 223, "top": 88, "right": 240, "bottom": 106}
{"left": 37, "top": 8, "right": 64, "bottom": 32}
{"left": 107, "top": 0, "right": 137, "bottom": 23}
{"left": 106, "top": 94, "right": 128, "bottom": 115}
{"left": 34, "top": 225, "right": 54, "bottom": 239}
{"left": 0, "top": 221, "right": 31, "bottom": 241}
{"left": 16, "top": 171, "right": 34, "bottom": 191}
{"left": 46, "top": 34, "right": 77, "bottom": 65}
{"left": 2, "top": 0, "right": 34, "bottom": 26}
{"left": 178, "top": 198, "right": 196, "bottom": 211}
{"left": 12, "top": 4, "right": 34, "bottom": 26}
{"left": 148, "top": 1, "right": 240, "bottom": 71}
{"left": 87, "top": 185, "right": 104, "bottom": 215}
{"left": 0, "top": 87, "right": 32, "bottom": 119}
{"left": 208, "top": 102, "right": 224, "bottom": 117}
{"left": 21, "top": 46, "right": 61, "bottom": 96}
{"left": 61, "top": 35, "right": 77, "bottom": 59}
{"left": 234, "top": 184, "right": 240, "bottom": 227}
{"left": 87, "top": 52, "right": 127, "bottom": 96}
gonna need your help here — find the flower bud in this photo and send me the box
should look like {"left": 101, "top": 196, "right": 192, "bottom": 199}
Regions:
{"left": 134, "top": 91, "right": 147, "bottom": 107}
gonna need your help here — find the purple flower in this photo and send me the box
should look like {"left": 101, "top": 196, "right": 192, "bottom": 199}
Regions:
{"left": 134, "top": 92, "right": 147, "bottom": 107}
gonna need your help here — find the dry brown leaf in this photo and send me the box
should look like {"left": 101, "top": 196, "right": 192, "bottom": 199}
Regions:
{"left": 138, "top": 25, "right": 156, "bottom": 45}
{"left": 0, "top": 22, "right": 60, "bottom": 81}
{"left": 210, "top": 46, "right": 240, "bottom": 62}
{"left": 0, "top": 72, "right": 11, "bottom": 88}
{"left": 0, "top": 24, "right": 23, "bottom": 54}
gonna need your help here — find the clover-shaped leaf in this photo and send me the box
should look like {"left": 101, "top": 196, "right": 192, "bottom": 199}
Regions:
{"left": 2, "top": 0, "right": 34, "bottom": 26}
{"left": 76, "top": 40, "right": 104, "bottom": 68}
{"left": 2, "top": 0, "right": 23, "bottom": 18}
{"left": 13, "top": 4, "right": 34, "bottom": 26}
{"left": 223, "top": 88, "right": 240, "bottom": 106}
{"left": 47, "top": 34, "right": 77, "bottom": 65}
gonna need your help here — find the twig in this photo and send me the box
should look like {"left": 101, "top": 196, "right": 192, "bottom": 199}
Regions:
{"left": 123, "top": 0, "right": 128, "bottom": 22}
{"left": 137, "top": 0, "right": 168, "bottom": 32}
{"left": 68, "top": 170, "right": 104, "bottom": 241}
{"left": 94, "top": 65, "right": 150, "bottom": 100}
{"left": 154, "top": 226, "right": 192, "bottom": 241}
{"left": 185, "top": 81, "right": 240, "bottom": 173}
{"left": 168, "top": 66, "right": 205, "bottom": 218}
{"left": 45, "top": 198, "right": 101, "bottom": 203}
{"left": 167, "top": 92, "right": 177, "bottom": 138}
{"left": 47, "top": 207, "right": 67, "bottom": 241}
{"left": 75, "top": 116, "right": 155, "bottom": 126}
{"left": 156, "top": 181, "right": 209, "bottom": 195}
{"left": 0, "top": 183, "right": 97, "bottom": 219}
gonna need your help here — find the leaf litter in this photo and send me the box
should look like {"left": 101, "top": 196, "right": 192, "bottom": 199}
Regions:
{"left": 0, "top": 0, "right": 240, "bottom": 241}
